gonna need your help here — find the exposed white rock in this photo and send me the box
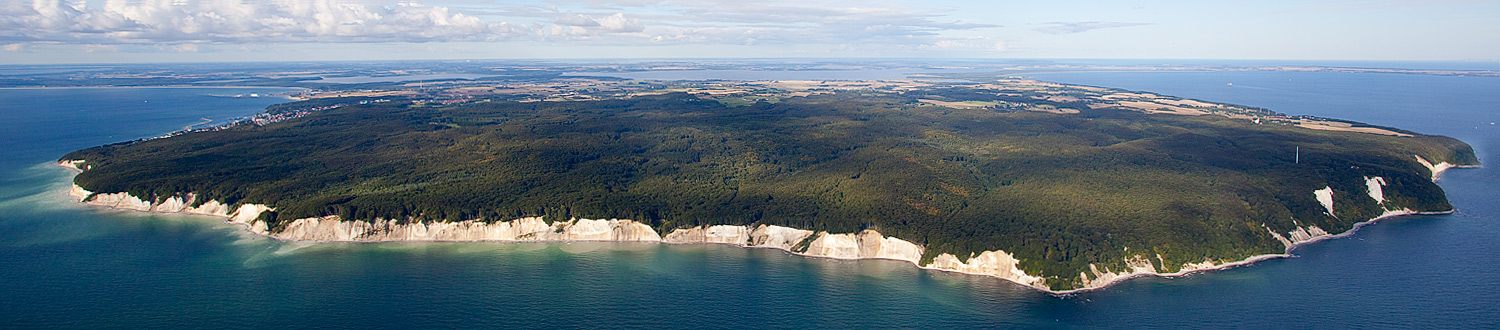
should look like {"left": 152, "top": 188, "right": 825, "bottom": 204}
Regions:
{"left": 68, "top": 184, "right": 1341, "bottom": 293}
{"left": 77, "top": 187, "right": 973, "bottom": 284}
{"left": 1314, "top": 186, "right": 1336, "bottom": 217}
{"left": 60, "top": 145, "right": 1476, "bottom": 293}
{"left": 554, "top": 218, "right": 614, "bottom": 240}
{"left": 265, "top": 216, "right": 661, "bottom": 242}
{"left": 924, "top": 250, "right": 1047, "bottom": 288}
{"left": 61, "top": 159, "right": 88, "bottom": 171}
{"left": 86, "top": 191, "right": 154, "bottom": 211}
{"left": 507, "top": 217, "right": 551, "bottom": 239}
{"left": 183, "top": 199, "right": 233, "bottom": 217}
{"left": 77, "top": 187, "right": 276, "bottom": 234}
{"left": 662, "top": 226, "right": 921, "bottom": 263}
{"left": 1414, "top": 155, "right": 1457, "bottom": 182}
{"left": 1365, "top": 176, "right": 1387, "bottom": 205}
{"left": 609, "top": 219, "right": 663, "bottom": 241}
{"left": 747, "top": 225, "right": 813, "bottom": 250}
{"left": 68, "top": 184, "right": 91, "bottom": 201}
{"left": 662, "top": 225, "right": 751, "bottom": 244}
{"left": 704, "top": 225, "right": 750, "bottom": 244}
{"left": 1179, "top": 260, "right": 1219, "bottom": 272}
{"left": 661, "top": 226, "right": 707, "bottom": 243}
{"left": 1267, "top": 225, "right": 1294, "bottom": 247}
{"left": 1075, "top": 255, "right": 1159, "bottom": 288}
{"left": 229, "top": 204, "right": 274, "bottom": 224}
{"left": 804, "top": 232, "right": 861, "bottom": 259}
{"left": 1287, "top": 224, "right": 1331, "bottom": 243}
{"left": 153, "top": 195, "right": 189, "bottom": 213}
{"left": 860, "top": 230, "right": 923, "bottom": 263}
{"left": 63, "top": 157, "right": 1462, "bottom": 294}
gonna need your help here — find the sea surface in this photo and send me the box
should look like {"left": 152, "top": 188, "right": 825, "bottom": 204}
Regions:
{"left": 305, "top": 73, "right": 495, "bottom": 84}
{"left": 1, "top": 68, "right": 1498, "bottom": 328}
{"left": 566, "top": 69, "right": 922, "bottom": 81}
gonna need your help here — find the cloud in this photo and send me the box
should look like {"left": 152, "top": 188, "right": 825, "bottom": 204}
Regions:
{"left": 167, "top": 43, "right": 199, "bottom": 53}
{"left": 0, "top": 0, "right": 525, "bottom": 44}
{"left": 507, "top": 0, "right": 999, "bottom": 49}
{"left": 541, "top": 12, "right": 646, "bottom": 40}
{"left": 553, "top": 13, "right": 643, "bottom": 32}
{"left": 81, "top": 44, "right": 118, "bottom": 52}
{"left": 916, "top": 37, "right": 1006, "bottom": 53}
{"left": 0, "top": 0, "right": 1007, "bottom": 55}
{"left": 1034, "top": 21, "right": 1150, "bottom": 34}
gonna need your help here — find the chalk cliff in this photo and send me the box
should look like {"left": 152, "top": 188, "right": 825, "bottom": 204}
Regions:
{"left": 69, "top": 182, "right": 1057, "bottom": 290}
{"left": 60, "top": 150, "right": 1473, "bottom": 293}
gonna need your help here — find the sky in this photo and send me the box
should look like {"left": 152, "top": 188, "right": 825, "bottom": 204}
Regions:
{"left": 1, "top": 0, "right": 1497, "bottom": 64}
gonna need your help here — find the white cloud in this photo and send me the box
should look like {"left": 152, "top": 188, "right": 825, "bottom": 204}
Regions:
{"left": 0, "top": 0, "right": 525, "bottom": 44}
{"left": 487, "top": 0, "right": 999, "bottom": 49}
{"left": 80, "top": 44, "right": 118, "bottom": 52}
{"left": 1034, "top": 21, "right": 1150, "bottom": 35}
{"left": 0, "top": 0, "right": 1007, "bottom": 56}
{"left": 168, "top": 43, "right": 198, "bottom": 52}
{"left": 904, "top": 36, "right": 1007, "bottom": 54}
{"left": 543, "top": 12, "right": 644, "bottom": 40}
{"left": 554, "top": 12, "right": 642, "bottom": 32}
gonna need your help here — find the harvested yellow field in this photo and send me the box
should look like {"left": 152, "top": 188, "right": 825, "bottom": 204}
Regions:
{"left": 1295, "top": 120, "right": 1412, "bottom": 137}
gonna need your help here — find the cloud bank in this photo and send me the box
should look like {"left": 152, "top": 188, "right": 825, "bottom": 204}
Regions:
{"left": 1, "top": 0, "right": 1004, "bottom": 54}
{"left": 1034, "top": 21, "right": 1149, "bottom": 34}
{"left": 1, "top": 0, "right": 521, "bottom": 44}
{"left": 585, "top": 0, "right": 996, "bottom": 47}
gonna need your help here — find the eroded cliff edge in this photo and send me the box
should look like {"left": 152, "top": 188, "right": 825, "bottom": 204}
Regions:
{"left": 59, "top": 155, "right": 1474, "bottom": 293}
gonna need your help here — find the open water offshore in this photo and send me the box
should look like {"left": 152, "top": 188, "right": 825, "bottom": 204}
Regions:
{"left": 0, "top": 65, "right": 1498, "bottom": 328}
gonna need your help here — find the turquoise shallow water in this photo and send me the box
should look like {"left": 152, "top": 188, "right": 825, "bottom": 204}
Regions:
{"left": 1, "top": 72, "right": 1497, "bottom": 328}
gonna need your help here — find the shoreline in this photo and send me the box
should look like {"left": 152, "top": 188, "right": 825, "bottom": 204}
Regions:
{"left": 55, "top": 161, "right": 1476, "bottom": 294}
{"left": 1043, "top": 207, "right": 1456, "bottom": 295}
{"left": 1040, "top": 161, "right": 1477, "bottom": 293}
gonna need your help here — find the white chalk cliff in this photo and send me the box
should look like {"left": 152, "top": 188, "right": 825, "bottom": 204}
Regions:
{"left": 1365, "top": 176, "right": 1387, "bottom": 205}
{"left": 67, "top": 183, "right": 1055, "bottom": 289}
{"left": 59, "top": 152, "right": 1469, "bottom": 293}
{"left": 1314, "top": 186, "right": 1336, "bottom": 217}
{"left": 1414, "top": 155, "right": 1458, "bottom": 181}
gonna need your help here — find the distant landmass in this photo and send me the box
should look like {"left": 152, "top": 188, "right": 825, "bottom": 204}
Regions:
{"left": 6, "top": 60, "right": 1497, "bottom": 89}
{"left": 59, "top": 76, "right": 1478, "bottom": 291}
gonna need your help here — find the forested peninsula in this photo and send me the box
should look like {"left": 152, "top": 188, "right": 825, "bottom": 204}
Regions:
{"left": 61, "top": 78, "right": 1479, "bottom": 291}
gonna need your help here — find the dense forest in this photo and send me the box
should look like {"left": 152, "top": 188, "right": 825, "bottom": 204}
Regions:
{"left": 64, "top": 90, "right": 1477, "bottom": 289}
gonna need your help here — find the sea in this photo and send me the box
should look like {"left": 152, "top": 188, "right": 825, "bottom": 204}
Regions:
{"left": 1, "top": 64, "right": 1498, "bottom": 328}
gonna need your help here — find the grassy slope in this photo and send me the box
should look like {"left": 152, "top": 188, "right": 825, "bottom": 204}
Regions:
{"left": 64, "top": 92, "right": 1477, "bottom": 290}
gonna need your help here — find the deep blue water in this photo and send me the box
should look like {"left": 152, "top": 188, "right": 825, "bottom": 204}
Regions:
{"left": 0, "top": 70, "right": 1497, "bottom": 328}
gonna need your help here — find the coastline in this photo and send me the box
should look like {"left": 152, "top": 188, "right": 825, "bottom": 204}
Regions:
{"left": 55, "top": 160, "right": 1475, "bottom": 294}
{"left": 1040, "top": 160, "right": 1477, "bottom": 293}
{"left": 1043, "top": 208, "right": 1455, "bottom": 295}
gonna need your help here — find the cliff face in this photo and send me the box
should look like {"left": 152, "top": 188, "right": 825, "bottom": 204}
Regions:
{"left": 271, "top": 217, "right": 664, "bottom": 242}
{"left": 68, "top": 182, "right": 1053, "bottom": 290}
{"left": 61, "top": 154, "right": 1471, "bottom": 293}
